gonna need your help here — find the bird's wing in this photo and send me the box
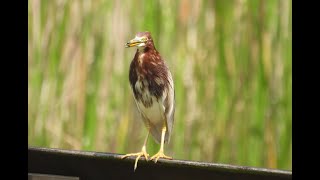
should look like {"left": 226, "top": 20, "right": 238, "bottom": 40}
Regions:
{"left": 163, "top": 69, "right": 175, "bottom": 143}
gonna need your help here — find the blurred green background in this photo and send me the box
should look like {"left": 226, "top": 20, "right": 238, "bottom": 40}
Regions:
{"left": 28, "top": 0, "right": 292, "bottom": 170}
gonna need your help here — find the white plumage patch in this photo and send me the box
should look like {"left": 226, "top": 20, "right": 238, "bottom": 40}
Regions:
{"left": 136, "top": 96, "right": 165, "bottom": 141}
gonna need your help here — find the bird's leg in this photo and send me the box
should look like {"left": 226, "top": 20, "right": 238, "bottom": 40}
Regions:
{"left": 150, "top": 126, "right": 172, "bottom": 163}
{"left": 121, "top": 130, "right": 150, "bottom": 171}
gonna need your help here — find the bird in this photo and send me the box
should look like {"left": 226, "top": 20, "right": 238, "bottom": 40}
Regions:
{"left": 121, "top": 31, "right": 175, "bottom": 171}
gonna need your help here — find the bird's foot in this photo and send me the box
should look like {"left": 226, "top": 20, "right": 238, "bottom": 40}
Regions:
{"left": 121, "top": 150, "right": 149, "bottom": 171}
{"left": 150, "top": 150, "right": 172, "bottom": 163}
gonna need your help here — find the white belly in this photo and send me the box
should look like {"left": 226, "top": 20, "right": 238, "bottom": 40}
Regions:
{"left": 136, "top": 96, "right": 164, "bottom": 126}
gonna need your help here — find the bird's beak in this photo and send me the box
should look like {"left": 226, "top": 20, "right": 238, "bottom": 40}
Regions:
{"left": 125, "top": 37, "right": 146, "bottom": 48}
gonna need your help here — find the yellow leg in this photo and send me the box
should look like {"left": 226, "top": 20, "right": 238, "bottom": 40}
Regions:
{"left": 121, "top": 131, "right": 150, "bottom": 171}
{"left": 150, "top": 126, "right": 172, "bottom": 163}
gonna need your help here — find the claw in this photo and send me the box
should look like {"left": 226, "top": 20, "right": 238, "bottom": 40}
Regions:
{"left": 150, "top": 151, "right": 172, "bottom": 163}
{"left": 121, "top": 151, "right": 149, "bottom": 171}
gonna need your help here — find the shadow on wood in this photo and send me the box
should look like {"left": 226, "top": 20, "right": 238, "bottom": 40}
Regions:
{"left": 28, "top": 147, "right": 291, "bottom": 180}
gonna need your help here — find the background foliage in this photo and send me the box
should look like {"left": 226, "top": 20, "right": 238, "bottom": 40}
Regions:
{"left": 28, "top": 0, "right": 292, "bottom": 170}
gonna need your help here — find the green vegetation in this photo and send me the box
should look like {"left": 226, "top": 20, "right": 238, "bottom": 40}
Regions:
{"left": 28, "top": 0, "right": 292, "bottom": 170}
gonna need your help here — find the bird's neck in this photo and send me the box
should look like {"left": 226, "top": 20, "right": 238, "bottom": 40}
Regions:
{"left": 137, "top": 44, "right": 157, "bottom": 54}
{"left": 135, "top": 46, "right": 159, "bottom": 65}
{"left": 135, "top": 49, "right": 146, "bottom": 65}
{"left": 137, "top": 46, "right": 145, "bottom": 52}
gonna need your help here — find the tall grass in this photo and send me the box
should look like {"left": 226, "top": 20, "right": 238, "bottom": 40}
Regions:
{"left": 28, "top": 0, "right": 292, "bottom": 170}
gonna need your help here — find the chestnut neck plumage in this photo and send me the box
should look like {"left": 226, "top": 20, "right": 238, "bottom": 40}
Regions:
{"left": 137, "top": 39, "right": 156, "bottom": 53}
{"left": 134, "top": 41, "right": 162, "bottom": 67}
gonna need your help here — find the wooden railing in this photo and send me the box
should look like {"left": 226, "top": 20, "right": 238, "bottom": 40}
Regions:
{"left": 28, "top": 147, "right": 292, "bottom": 180}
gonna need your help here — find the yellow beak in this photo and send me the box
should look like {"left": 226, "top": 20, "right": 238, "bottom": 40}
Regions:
{"left": 125, "top": 37, "right": 145, "bottom": 48}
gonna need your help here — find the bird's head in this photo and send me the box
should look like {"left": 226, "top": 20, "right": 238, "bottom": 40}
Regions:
{"left": 125, "top": 31, "right": 155, "bottom": 50}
